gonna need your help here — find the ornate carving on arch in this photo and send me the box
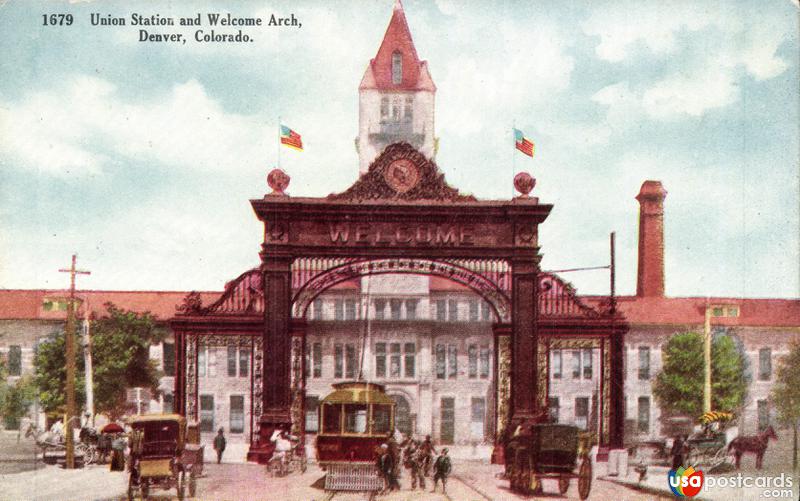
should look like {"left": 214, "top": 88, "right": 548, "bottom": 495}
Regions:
{"left": 185, "top": 336, "right": 198, "bottom": 420}
{"left": 291, "top": 258, "right": 511, "bottom": 322}
{"left": 186, "top": 269, "right": 264, "bottom": 316}
{"left": 252, "top": 336, "right": 263, "bottom": 444}
{"left": 538, "top": 273, "right": 604, "bottom": 318}
{"left": 495, "top": 335, "right": 511, "bottom": 440}
{"left": 177, "top": 291, "right": 207, "bottom": 315}
{"left": 196, "top": 334, "right": 254, "bottom": 348}
{"left": 328, "top": 142, "right": 476, "bottom": 202}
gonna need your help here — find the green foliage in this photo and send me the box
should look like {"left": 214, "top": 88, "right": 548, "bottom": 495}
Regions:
{"left": 654, "top": 332, "right": 747, "bottom": 418}
{"left": 33, "top": 303, "right": 166, "bottom": 420}
{"left": 1, "top": 377, "right": 36, "bottom": 429}
{"left": 33, "top": 327, "right": 86, "bottom": 417}
{"left": 772, "top": 341, "right": 800, "bottom": 426}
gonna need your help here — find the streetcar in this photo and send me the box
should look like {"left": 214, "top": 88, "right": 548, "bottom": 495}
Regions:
{"left": 316, "top": 382, "right": 395, "bottom": 494}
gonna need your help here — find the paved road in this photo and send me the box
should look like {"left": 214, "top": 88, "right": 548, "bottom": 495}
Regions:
{"left": 185, "top": 462, "right": 674, "bottom": 501}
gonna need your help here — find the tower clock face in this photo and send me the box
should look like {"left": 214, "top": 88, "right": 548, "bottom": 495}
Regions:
{"left": 384, "top": 158, "right": 419, "bottom": 193}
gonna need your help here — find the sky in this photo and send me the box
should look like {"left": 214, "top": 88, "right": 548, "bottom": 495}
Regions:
{"left": 0, "top": 0, "right": 798, "bottom": 299}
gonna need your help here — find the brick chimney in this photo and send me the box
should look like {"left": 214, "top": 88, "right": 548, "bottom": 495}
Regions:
{"left": 636, "top": 180, "right": 667, "bottom": 297}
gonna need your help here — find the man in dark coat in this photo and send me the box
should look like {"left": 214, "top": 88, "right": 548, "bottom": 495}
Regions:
{"left": 671, "top": 435, "right": 686, "bottom": 470}
{"left": 419, "top": 435, "right": 437, "bottom": 477}
{"left": 213, "top": 428, "right": 226, "bottom": 464}
{"left": 432, "top": 448, "right": 452, "bottom": 494}
{"left": 378, "top": 444, "right": 399, "bottom": 492}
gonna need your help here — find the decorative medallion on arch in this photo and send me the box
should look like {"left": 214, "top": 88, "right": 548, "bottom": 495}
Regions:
{"left": 329, "top": 142, "right": 476, "bottom": 202}
{"left": 291, "top": 257, "right": 512, "bottom": 322}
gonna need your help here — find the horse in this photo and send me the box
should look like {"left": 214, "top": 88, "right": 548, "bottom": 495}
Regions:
{"left": 728, "top": 425, "right": 778, "bottom": 469}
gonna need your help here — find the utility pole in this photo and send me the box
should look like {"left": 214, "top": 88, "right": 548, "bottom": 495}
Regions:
{"left": 82, "top": 297, "right": 94, "bottom": 427}
{"left": 59, "top": 254, "right": 90, "bottom": 469}
{"left": 703, "top": 300, "right": 712, "bottom": 414}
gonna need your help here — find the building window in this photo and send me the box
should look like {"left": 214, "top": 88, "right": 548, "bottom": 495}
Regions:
{"left": 334, "top": 344, "right": 343, "bottom": 378}
{"left": 448, "top": 300, "right": 459, "bottom": 321}
{"left": 404, "top": 96, "right": 413, "bottom": 121}
{"left": 480, "top": 347, "right": 490, "bottom": 379}
{"left": 468, "top": 345, "right": 478, "bottom": 378}
{"left": 199, "top": 394, "right": 214, "bottom": 432}
{"left": 757, "top": 399, "right": 770, "bottom": 431}
{"left": 638, "top": 347, "right": 650, "bottom": 380}
{"left": 8, "top": 345, "right": 21, "bottom": 376}
{"left": 404, "top": 343, "right": 416, "bottom": 378}
{"left": 313, "top": 299, "right": 323, "bottom": 320}
{"left": 575, "top": 397, "right": 589, "bottom": 429}
{"left": 583, "top": 348, "right": 593, "bottom": 379}
{"left": 448, "top": 344, "right": 458, "bottom": 379}
{"left": 469, "top": 300, "right": 479, "bottom": 321}
{"left": 406, "top": 299, "right": 418, "bottom": 320}
{"left": 392, "top": 51, "right": 402, "bottom": 84}
{"left": 380, "top": 97, "right": 389, "bottom": 120}
{"left": 375, "top": 343, "right": 386, "bottom": 378}
{"left": 162, "top": 343, "right": 175, "bottom": 375}
{"left": 345, "top": 344, "right": 357, "bottom": 379}
{"left": 481, "top": 302, "right": 491, "bottom": 321}
{"left": 548, "top": 397, "right": 560, "bottom": 423}
{"left": 162, "top": 393, "right": 174, "bottom": 414}
{"left": 390, "top": 299, "right": 402, "bottom": 320}
{"left": 305, "top": 396, "right": 320, "bottom": 433}
{"left": 758, "top": 348, "right": 771, "bottom": 381}
{"left": 571, "top": 350, "right": 581, "bottom": 379}
{"left": 239, "top": 348, "right": 249, "bottom": 377}
{"left": 345, "top": 299, "right": 357, "bottom": 320}
{"left": 334, "top": 299, "right": 344, "bottom": 321}
{"left": 230, "top": 395, "right": 245, "bottom": 434}
{"left": 311, "top": 342, "right": 322, "bottom": 378}
{"left": 471, "top": 397, "right": 485, "bottom": 441}
{"left": 389, "top": 343, "right": 401, "bottom": 378}
{"left": 435, "top": 300, "right": 446, "bottom": 321}
{"left": 638, "top": 396, "right": 650, "bottom": 433}
{"left": 227, "top": 346, "right": 237, "bottom": 377}
{"left": 198, "top": 345, "right": 215, "bottom": 377}
{"left": 374, "top": 299, "right": 386, "bottom": 320}
{"left": 552, "top": 350, "right": 562, "bottom": 379}
{"left": 435, "top": 344, "right": 446, "bottom": 379}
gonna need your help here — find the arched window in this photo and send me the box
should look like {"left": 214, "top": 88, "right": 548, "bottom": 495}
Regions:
{"left": 392, "top": 52, "right": 402, "bottom": 84}
{"left": 391, "top": 394, "right": 412, "bottom": 436}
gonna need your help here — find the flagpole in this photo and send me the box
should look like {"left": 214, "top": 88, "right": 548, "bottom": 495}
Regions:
{"left": 512, "top": 120, "right": 517, "bottom": 198}
{"left": 278, "top": 116, "right": 282, "bottom": 169}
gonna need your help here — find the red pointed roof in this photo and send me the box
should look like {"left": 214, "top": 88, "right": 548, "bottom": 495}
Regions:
{"left": 360, "top": 0, "right": 436, "bottom": 92}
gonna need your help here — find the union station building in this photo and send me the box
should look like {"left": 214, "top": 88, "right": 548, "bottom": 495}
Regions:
{"left": 1, "top": 2, "right": 798, "bottom": 464}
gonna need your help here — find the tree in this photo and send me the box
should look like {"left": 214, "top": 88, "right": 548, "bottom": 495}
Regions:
{"left": 1, "top": 377, "right": 36, "bottom": 430}
{"left": 772, "top": 340, "right": 800, "bottom": 471}
{"left": 33, "top": 303, "right": 166, "bottom": 420}
{"left": 654, "top": 332, "right": 748, "bottom": 419}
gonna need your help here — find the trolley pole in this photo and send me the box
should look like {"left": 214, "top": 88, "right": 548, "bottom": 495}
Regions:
{"left": 59, "top": 254, "right": 91, "bottom": 469}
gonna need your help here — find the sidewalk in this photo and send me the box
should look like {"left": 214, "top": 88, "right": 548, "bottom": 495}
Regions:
{"left": 0, "top": 464, "right": 127, "bottom": 501}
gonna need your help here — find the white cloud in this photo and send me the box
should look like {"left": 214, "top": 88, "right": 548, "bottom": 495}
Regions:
{"left": 582, "top": 3, "right": 791, "bottom": 121}
{"left": 0, "top": 75, "right": 272, "bottom": 177}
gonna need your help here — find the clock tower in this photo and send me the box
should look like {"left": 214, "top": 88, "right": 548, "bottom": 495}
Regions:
{"left": 356, "top": 0, "right": 437, "bottom": 176}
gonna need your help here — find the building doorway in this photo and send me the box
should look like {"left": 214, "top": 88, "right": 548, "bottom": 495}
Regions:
{"left": 392, "top": 394, "right": 412, "bottom": 437}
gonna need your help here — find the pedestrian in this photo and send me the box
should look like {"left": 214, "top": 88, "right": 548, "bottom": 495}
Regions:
{"left": 214, "top": 428, "right": 226, "bottom": 464}
{"left": 404, "top": 441, "right": 426, "bottom": 490}
{"left": 431, "top": 448, "right": 451, "bottom": 494}
{"left": 110, "top": 433, "right": 127, "bottom": 471}
{"left": 378, "top": 444, "right": 397, "bottom": 493}
{"left": 387, "top": 434, "right": 402, "bottom": 485}
{"left": 420, "top": 434, "right": 437, "bottom": 477}
{"left": 671, "top": 435, "right": 685, "bottom": 470}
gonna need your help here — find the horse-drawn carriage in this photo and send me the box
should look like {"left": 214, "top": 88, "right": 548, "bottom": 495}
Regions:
{"left": 505, "top": 423, "right": 592, "bottom": 500}
{"left": 126, "top": 414, "right": 200, "bottom": 501}
{"left": 316, "top": 382, "right": 396, "bottom": 497}
{"left": 685, "top": 411, "right": 735, "bottom": 471}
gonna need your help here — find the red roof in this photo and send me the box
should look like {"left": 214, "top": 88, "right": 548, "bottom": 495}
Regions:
{"left": 584, "top": 295, "right": 800, "bottom": 328}
{"left": 0, "top": 290, "right": 220, "bottom": 321}
{"left": 359, "top": 0, "right": 435, "bottom": 92}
